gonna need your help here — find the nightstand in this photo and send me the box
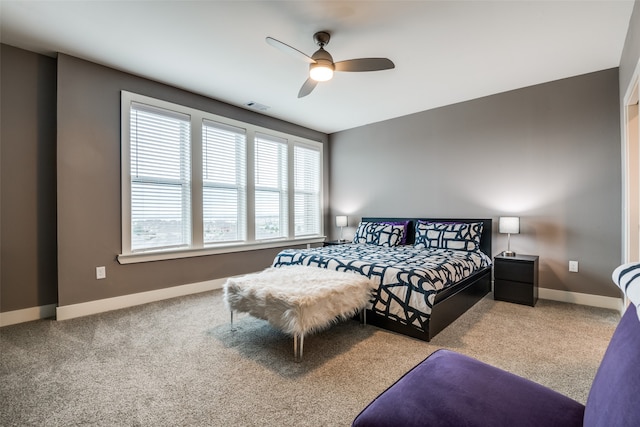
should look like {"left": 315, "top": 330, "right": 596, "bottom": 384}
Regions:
{"left": 493, "top": 254, "right": 539, "bottom": 306}
{"left": 324, "top": 240, "right": 350, "bottom": 246}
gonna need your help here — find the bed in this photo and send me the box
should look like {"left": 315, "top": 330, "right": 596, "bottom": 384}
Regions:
{"left": 272, "top": 217, "right": 493, "bottom": 341}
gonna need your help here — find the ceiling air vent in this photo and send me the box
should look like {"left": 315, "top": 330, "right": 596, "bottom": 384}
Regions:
{"left": 244, "top": 101, "right": 270, "bottom": 111}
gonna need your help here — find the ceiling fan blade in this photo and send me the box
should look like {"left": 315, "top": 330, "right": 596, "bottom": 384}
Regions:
{"left": 298, "top": 78, "right": 318, "bottom": 98}
{"left": 266, "top": 37, "right": 315, "bottom": 64}
{"left": 334, "top": 58, "right": 395, "bottom": 72}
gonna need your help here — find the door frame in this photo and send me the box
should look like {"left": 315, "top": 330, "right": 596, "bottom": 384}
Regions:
{"left": 623, "top": 60, "right": 640, "bottom": 265}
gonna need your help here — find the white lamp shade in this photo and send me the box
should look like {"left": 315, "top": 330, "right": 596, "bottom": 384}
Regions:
{"left": 335, "top": 215, "right": 348, "bottom": 227}
{"left": 499, "top": 217, "right": 520, "bottom": 234}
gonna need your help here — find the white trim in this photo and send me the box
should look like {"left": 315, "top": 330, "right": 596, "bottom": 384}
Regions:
{"left": 0, "top": 304, "right": 57, "bottom": 327}
{"left": 622, "top": 58, "right": 640, "bottom": 265}
{"left": 4, "top": 284, "right": 622, "bottom": 326}
{"left": 539, "top": 288, "right": 624, "bottom": 313}
{"left": 56, "top": 277, "right": 228, "bottom": 321}
{"left": 118, "top": 236, "right": 325, "bottom": 264}
{"left": 120, "top": 90, "right": 325, "bottom": 257}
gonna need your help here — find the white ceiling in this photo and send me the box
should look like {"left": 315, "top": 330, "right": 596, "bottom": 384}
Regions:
{"left": 0, "top": 1, "right": 635, "bottom": 134}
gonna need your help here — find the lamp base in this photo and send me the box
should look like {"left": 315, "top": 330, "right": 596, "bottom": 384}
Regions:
{"left": 503, "top": 250, "right": 516, "bottom": 257}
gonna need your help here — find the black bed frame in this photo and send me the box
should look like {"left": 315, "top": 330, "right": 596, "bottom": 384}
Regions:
{"left": 361, "top": 217, "right": 493, "bottom": 341}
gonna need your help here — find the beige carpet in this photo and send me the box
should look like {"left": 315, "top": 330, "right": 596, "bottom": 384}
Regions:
{"left": 0, "top": 289, "right": 619, "bottom": 426}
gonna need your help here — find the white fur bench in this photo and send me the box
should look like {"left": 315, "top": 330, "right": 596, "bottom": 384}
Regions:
{"left": 223, "top": 266, "right": 375, "bottom": 361}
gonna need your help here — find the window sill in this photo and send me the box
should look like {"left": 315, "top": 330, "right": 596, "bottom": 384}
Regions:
{"left": 117, "top": 237, "right": 326, "bottom": 264}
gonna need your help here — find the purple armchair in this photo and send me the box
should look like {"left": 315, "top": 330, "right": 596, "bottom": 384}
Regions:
{"left": 353, "top": 264, "right": 640, "bottom": 427}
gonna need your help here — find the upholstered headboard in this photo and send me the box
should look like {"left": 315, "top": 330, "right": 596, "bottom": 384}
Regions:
{"left": 362, "top": 217, "right": 493, "bottom": 258}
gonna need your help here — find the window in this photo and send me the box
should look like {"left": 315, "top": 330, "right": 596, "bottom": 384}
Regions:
{"left": 120, "top": 91, "right": 324, "bottom": 262}
{"left": 294, "top": 144, "right": 321, "bottom": 237}
{"left": 202, "top": 120, "right": 247, "bottom": 244}
{"left": 129, "top": 103, "right": 191, "bottom": 252}
{"left": 255, "top": 133, "right": 288, "bottom": 240}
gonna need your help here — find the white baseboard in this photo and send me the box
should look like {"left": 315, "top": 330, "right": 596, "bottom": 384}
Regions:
{"left": 3, "top": 281, "right": 623, "bottom": 326}
{"left": 0, "top": 304, "right": 57, "bottom": 327}
{"left": 539, "top": 288, "right": 624, "bottom": 313}
{"left": 56, "top": 278, "right": 227, "bottom": 321}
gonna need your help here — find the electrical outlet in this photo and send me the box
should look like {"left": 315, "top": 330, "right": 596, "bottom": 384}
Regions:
{"left": 569, "top": 261, "right": 579, "bottom": 273}
{"left": 96, "top": 266, "right": 106, "bottom": 280}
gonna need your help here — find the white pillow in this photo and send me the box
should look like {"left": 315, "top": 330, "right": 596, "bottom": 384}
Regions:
{"left": 612, "top": 263, "right": 640, "bottom": 320}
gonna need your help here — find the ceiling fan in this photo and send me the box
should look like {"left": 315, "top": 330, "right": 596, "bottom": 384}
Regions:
{"left": 266, "top": 31, "right": 395, "bottom": 98}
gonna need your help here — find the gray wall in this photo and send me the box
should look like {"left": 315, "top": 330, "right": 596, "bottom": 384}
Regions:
{"left": 0, "top": 31, "right": 630, "bottom": 313}
{"left": 56, "top": 53, "right": 328, "bottom": 307}
{"left": 620, "top": 0, "right": 640, "bottom": 99}
{"left": 329, "top": 68, "right": 622, "bottom": 298}
{"left": 1, "top": 45, "right": 58, "bottom": 312}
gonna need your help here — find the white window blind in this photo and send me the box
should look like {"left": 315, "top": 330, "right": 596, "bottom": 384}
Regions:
{"left": 255, "top": 133, "right": 288, "bottom": 240}
{"left": 294, "top": 144, "right": 321, "bottom": 236}
{"left": 202, "top": 120, "right": 247, "bottom": 244}
{"left": 120, "top": 91, "right": 324, "bottom": 262}
{"left": 130, "top": 102, "right": 191, "bottom": 251}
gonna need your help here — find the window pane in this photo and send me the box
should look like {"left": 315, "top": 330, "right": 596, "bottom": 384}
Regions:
{"left": 255, "top": 134, "right": 287, "bottom": 189}
{"left": 203, "top": 121, "right": 246, "bottom": 184}
{"left": 255, "top": 190, "right": 283, "bottom": 239}
{"left": 295, "top": 192, "right": 320, "bottom": 236}
{"left": 203, "top": 187, "right": 243, "bottom": 242}
{"left": 295, "top": 145, "right": 320, "bottom": 191}
{"left": 131, "top": 181, "right": 190, "bottom": 250}
{"left": 131, "top": 105, "right": 190, "bottom": 180}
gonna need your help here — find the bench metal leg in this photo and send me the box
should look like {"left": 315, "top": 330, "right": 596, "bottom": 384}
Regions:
{"left": 294, "top": 333, "right": 304, "bottom": 362}
{"left": 360, "top": 309, "right": 367, "bottom": 326}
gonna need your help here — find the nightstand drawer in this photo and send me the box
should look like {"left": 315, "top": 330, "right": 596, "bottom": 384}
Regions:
{"left": 494, "top": 279, "right": 537, "bottom": 306}
{"left": 494, "top": 260, "right": 535, "bottom": 283}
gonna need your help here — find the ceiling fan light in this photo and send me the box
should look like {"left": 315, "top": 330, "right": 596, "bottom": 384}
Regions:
{"left": 310, "top": 63, "right": 334, "bottom": 82}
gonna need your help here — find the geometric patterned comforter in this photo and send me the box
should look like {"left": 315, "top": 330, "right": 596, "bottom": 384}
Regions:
{"left": 272, "top": 244, "right": 492, "bottom": 333}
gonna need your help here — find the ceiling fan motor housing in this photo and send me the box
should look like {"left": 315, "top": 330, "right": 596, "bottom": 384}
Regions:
{"left": 311, "top": 46, "right": 334, "bottom": 64}
{"left": 313, "top": 31, "right": 331, "bottom": 47}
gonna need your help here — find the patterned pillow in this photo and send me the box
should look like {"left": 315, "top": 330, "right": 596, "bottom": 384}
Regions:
{"left": 381, "top": 220, "right": 410, "bottom": 245}
{"left": 414, "top": 221, "right": 483, "bottom": 251}
{"left": 352, "top": 222, "right": 405, "bottom": 247}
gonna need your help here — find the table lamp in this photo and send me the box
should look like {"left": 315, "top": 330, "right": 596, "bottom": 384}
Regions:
{"left": 336, "top": 215, "right": 347, "bottom": 242}
{"left": 499, "top": 216, "right": 520, "bottom": 257}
